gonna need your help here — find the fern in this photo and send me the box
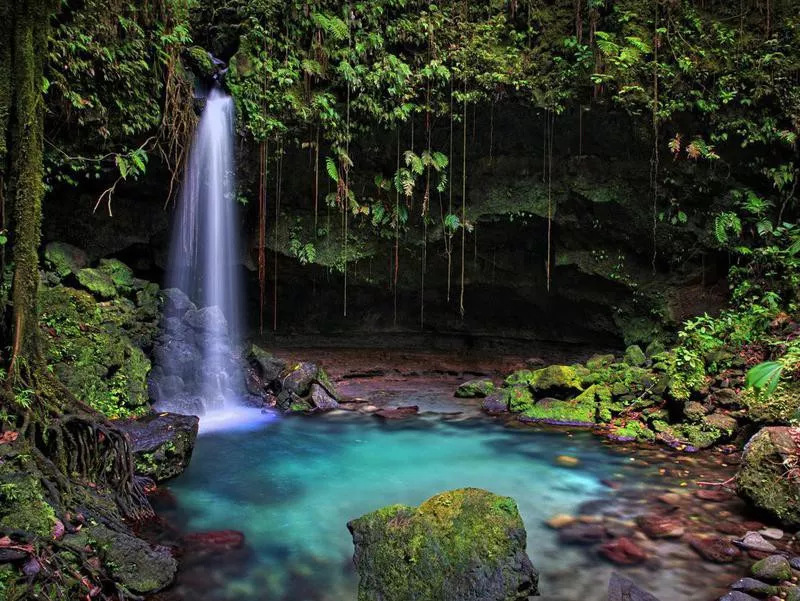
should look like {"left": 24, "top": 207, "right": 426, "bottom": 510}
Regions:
{"left": 404, "top": 150, "right": 424, "bottom": 175}
{"left": 713, "top": 212, "right": 742, "bottom": 246}
{"left": 312, "top": 13, "right": 349, "bottom": 41}
{"left": 325, "top": 156, "right": 339, "bottom": 182}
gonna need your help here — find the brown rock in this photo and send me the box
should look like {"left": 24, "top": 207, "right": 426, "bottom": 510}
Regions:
{"left": 183, "top": 530, "right": 245, "bottom": 551}
{"left": 599, "top": 537, "right": 648, "bottom": 565}
{"left": 374, "top": 405, "right": 419, "bottom": 419}
{"left": 687, "top": 535, "right": 742, "bottom": 563}
{"left": 696, "top": 489, "right": 733, "bottom": 502}
{"left": 636, "top": 514, "right": 685, "bottom": 539}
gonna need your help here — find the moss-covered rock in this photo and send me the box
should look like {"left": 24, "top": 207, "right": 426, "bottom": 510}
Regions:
{"left": 65, "top": 523, "right": 177, "bottom": 594}
{"left": 656, "top": 423, "right": 723, "bottom": 450}
{"left": 347, "top": 488, "right": 539, "bottom": 601}
{"left": 0, "top": 447, "right": 56, "bottom": 538}
{"left": 624, "top": 345, "right": 647, "bottom": 367}
{"left": 518, "top": 396, "right": 596, "bottom": 426}
{"left": 76, "top": 267, "right": 118, "bottom": 299}
{"left": 502, "top": 385, "right": 534, "bottom": 413}
{"left": 527, "top": 365, "right": 583, "bottom": 395}
{"left": 586, "top": 354, "right": 615, "bottom": 371}
{"left": 742, "top": 383, "right": 800, "bottom": 424}
{"left": 44, "top": 241, "right": 88, "bottom": 278}
{"left": 608, "top": 419, "right": 655, "bottom": 442}
{"left": 737, "top": 427, "right": 800, "bottom": 526}
{"left": 455, "top": 379, "right": 495, "bottom": 398}
{"left": 98, "top": 258, "right": 135, "bottom": 294}
{"left": 117, "top": 413, "right": 199, "bottom": 482}
{"left": 183, "top": 45, "right": 217, "bottom": 79}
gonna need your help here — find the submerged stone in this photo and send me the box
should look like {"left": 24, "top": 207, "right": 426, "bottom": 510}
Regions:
{"left": 347, "top": 488, "right": 538, "bottom": 601}
{"left": 608, "top": 573, "right": 661, "bottom": 601}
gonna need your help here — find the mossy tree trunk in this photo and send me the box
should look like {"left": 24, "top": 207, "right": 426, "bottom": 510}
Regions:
{"left": 0, "top": 0, "right": 151, "bottom": 523}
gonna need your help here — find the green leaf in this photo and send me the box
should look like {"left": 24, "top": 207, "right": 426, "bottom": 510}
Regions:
{"left": 745, "top": 361, "right": 783, "bottom": 398}
{"left": 325, "top": 156, "right": 339, "bottom": 182}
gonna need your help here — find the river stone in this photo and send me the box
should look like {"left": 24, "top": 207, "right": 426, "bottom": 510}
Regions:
{"left": 310, "top": 383, "right": 339, "bottom": 411}
{"left": 758, "top": 528, "right": 783, "bottom": 540}
{"left": 608, "top": 573, "right": 661, "bottom": 601}
{"left": 737, "top": 532, "right": 777, "bottom": 553}
{"left": 687, "top": 535, "right": 741, "bottom": 563}
{"left": 482, "top": 395, "right": 508, "bottom": 414}
{"left": 455, "top": 379, "right": 495, "bottom": 398}
{"left": 787, "top": 587, "right": 800, "bottom": 601}
{"left": 737, "top": 427, "right": 800, "bottom": 526}
{"left": 730, "top": 578, "right": 779, "bottom": 596}
{"left": 347, "top": 488, "right": 539, "bottom": 601}
{"left": 751, "top": 555, "right": 792, "bottom": 582}
{"left": 636, "top": 513, "right": 685, "bottom": 539}
{"left": 117, "top": 413, "right": 199, "bottom": 482}
{"left": 719, "top": 593, "right": 760, "bottom": 601}
{"left": 790, "top": 557, "right": 800, "bottom": 570}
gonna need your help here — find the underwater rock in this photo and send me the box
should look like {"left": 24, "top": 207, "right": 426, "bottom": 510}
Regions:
{"left": 183, "top": 529, "right": 245, "bottom": 552}
{"left": 347, "top": 488, "right": 539, "bottom": 601}
{"left": 737, "top": 427, "right": 800, "bottom": 526}
{"left": 687, "top": 535, "right": 741, "bottom": 563}
{"left": 455, "top": 379, "right": 496, "bottom": 398}
{"left": 607, "top": 573, "right": 661, "bottom": 601}
{"left": 374, "top": 405, "right": 419, "bottom": 419}
{"left": 635, "top": 513, "right": 685, "bottom": 539}
{"left": 598, "top": 537, "right": 647, "bottom": 565}
{"left": 117, "top": 412, "right": 199, "bottom": 482}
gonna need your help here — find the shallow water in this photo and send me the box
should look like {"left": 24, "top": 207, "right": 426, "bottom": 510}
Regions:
{"left": 157, "top": 401, "right": 741, "bottom": 601}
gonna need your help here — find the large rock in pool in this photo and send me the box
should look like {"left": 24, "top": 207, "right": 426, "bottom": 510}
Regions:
{"left": 347, "top": 488, "right": 539, "bottom": 601}
{"left": 117, "top": 413, "right": 199, "bottom": 482}
{"left": 455, "top": 379, "right": 495, "bottom": 398}
{"left": 737, "top": 427, "right": 800, "bottom": 526}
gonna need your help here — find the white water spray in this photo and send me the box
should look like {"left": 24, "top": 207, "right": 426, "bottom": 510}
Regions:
{"left": 156, "top": 87, "right": 244, "bottom": 416}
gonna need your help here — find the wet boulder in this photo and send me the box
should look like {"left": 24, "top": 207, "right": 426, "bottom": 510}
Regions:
{"left": 153, "top": 339, "right": 201, "bottom": 381}
{"left": 248, "top": 345, "right": 287, "bottom": 382}
{"left": 64, "top": 524, "right": 176, "bottom": 594}
{"left": 310, "top": 383, "right": 339, "bottom": 411}
{"left": 347, "top": 488, "right": 539, "bottom": 601}
{"left": 737, "top": 427, "right": 800, "bottom": 526}
{"left": 160, "top": 288, "right": 196, "bottom": 318}
{"left": 455, "top": 379, "right": 496, "bottom": 398}
{"left": 183, "top": 305, "right": 228, "bottom": 335}
{"left": 608, "top": 573, "right": 661, "bottom": 601}
{"left": 118, "top": 412, "right": 199, "bottom": 482}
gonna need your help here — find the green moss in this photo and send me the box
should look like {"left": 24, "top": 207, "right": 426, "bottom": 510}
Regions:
{"left": 44, "top": 241, "right": 87, "bottom": 278}
{"left": 455, "top": 379, "right": 495, "bottom": 398}
{"left": 0, "top": 450, "right": 56, "bottom": 539}
{"left": 624, "top": 345, "right": 647, "bottom": 367}
{"left": 660, "top": 423, "right": 722, "bottom": 449}
{"left": 98, "top": 258, "right": 134, "bottom": 294}
{"left": 76, "top": 267, "right": 117, "bottom": 299}
{"left": 348, "top": 488, "right": 536, "bottom": 601}
{"left": 527, "top": 365, "right": 583, "bottom": 393}
{"left": 504, "top": 370, "right": 533, "bottom": 387}
{"left": 737, "top": 428, "right": 800, "bottom": 526}
{"left": 742, "top": 384, "right": 800, "bottom": 424}
{"left": 520, "top": 397, "right": 596, "bottom": 425}
{"left": 184, "top": 45, "right": 216, "bottom": 78}
{"left": 503, "top": 386, "right": 534, "bottom": 413}
{"left": 586, "top": 354, "right": 615, "bottom": 371}
{"left": 609, "top": 419, "right": 655, "bottom": 441}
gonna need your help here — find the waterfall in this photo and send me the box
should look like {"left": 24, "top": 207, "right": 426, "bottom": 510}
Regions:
{"left": 152, "top": 87, "right": 245, "bottom": 416}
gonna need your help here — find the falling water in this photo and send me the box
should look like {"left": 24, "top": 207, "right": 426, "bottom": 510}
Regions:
{"left": 155, "top": 86, "right": 244, "bottom": 416}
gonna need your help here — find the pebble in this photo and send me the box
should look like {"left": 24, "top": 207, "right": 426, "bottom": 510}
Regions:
{"left": 657, "top": 492, "right": 682, "bottom": 505}
{"left": 736, "top": 532, "right": 778, "bottom": 553}
{"left": 636, "top": 514, "right": 685, "bottom": 539}
{"left": 758, "top": 528, "right": 784, "bottom": 540}
{"left": 790, "top": 557, "right": 800, "bottom": 570}
{"left": 598, "top": 537, "right": 648, "bottom": 565}
{"left": 555, "top": 455, "right": 580, "bottom": 467}
{"left": 687, "top": 535, "right": 742, "bottom": 563}
{"left": 546, "top": 514, "right": 575, "bottom": 529}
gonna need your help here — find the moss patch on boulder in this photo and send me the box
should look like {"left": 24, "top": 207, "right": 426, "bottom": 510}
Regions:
{"left": 347, "top": 488, "right": 539, "bottom": 601}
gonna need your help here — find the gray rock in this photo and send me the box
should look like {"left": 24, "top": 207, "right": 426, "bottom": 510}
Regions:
{"left": 730, "top": 578, "right": 778, "bottom": 596}
{"left": 704, "top": 412, "right": 738, "bottom": 433}
{"left": 160, "top": 288, "right": 196, "bottom": 318}
{"left": 719, "top": 593, "right": 760, "bottom": 601}
{"left": 310, "top": 383, "right": 339, "bottom": 411}
{"left": 117, "top": 413, "right": 199, "bottom": 482}
{"left": 751, "top": 555, "right": 792, "bottom": 582}
{"left": 736, "top": 531, "right": 777, "bottom": 553}
{"left": 248, "top": 345, "right": 287, "bottom": 382}
{"left": 790, "top": 556, "right": 800, "bottom": 570}
{"left": 281, "top": 362, "right": 319, "bottom": 396}
{"left": 153, "top": 340, "right": 200, "bottom": 380}
{"left": 183, "top": 305, "right": 229, "bottom": 335}
{"left": 758, "top": 527, "right": 784, "bottom": 540}
{"left": 608, "top": 573, "right": 661, "bottom": 601}
{"left": 482, "top": 395, "right": 508, "bottom": 414}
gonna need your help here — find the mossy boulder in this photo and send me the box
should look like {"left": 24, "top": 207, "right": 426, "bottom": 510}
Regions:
{"left": 742, "top": 384, "right": 800, "bottom": 424}
{"left": 248, "top": 344, "right": 287, "bottom": 382}
{"left": 183, "top": 45, "right": 217, "bottom": 79}
{"left": 518, "top": 396, "right": 596, "bottom": 426}
{"left": 737, "top": 427, "right": 800, "bottom": 526}
{"left": 76, "top": 267, "right": 118, "bottom": 299}
{"left": 586, "top": 354, "right": 615, "bottom": 371}
{"left": 65, "top": 524, "right": 176, "bottom": 594}
{"left": 624, "top": 345, "right": 647, "bottom": 367}
{"left": 502, "top": 385, "right": 534, "bottom": 413}
{"left": 608, "top": 419, "right": 655, "bottom": 442}
{"left": 455, "top": 379, "right": 496, "bottom": 398}
{"left": 347, "top": 488, "right": 539, "bottom": 601}
{"left": 98, "top": 258, "right": 135, "bottom": 294}
{"left": 656, "top": 423, "right": 723, "bottom": 450}
{"left": 117, "top": 413, "right": 199, "bottom": 482}
{"left": 44, "top": 241, "right": 88, "bottom": 278}
{"left": 0, "top": 446, "right": 56, "bottom": 538}
{"left": 527, "top": 365, "right": 583, "bottom": 396}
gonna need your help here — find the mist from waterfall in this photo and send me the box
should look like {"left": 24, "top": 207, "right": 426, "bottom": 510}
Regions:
{"left": 157, "top": 86, "right": 244, "bottom": 417}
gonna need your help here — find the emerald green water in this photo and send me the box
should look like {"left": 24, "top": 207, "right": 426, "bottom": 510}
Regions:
{"left": 158, "top": 405, "right": 732, "bottom": 600}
